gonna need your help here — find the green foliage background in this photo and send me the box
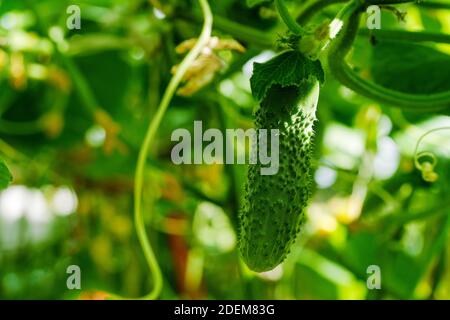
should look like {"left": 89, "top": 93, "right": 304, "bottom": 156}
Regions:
{"left": 0, "top": 0, "right": 449, "bottom": 300}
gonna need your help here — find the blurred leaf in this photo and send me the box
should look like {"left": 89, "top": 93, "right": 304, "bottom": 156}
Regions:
{"left": 246, "top": 0, "right": 271, "bottom": 8}
{"left": 68, "top": 34, "right": 134, "bottom": 56}
{"left": 0, "top": 157, "right": 12, "bottom": 189}
{"left": 371, "top": 40, "right": 450, "bottom": 94}
{"left": 295, "top": 249, "right": 366, "bottom": 299}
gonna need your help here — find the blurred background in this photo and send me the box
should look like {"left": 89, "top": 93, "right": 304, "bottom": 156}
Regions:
{"left": 0, "top": 0, "right": 449, "bottom": 299}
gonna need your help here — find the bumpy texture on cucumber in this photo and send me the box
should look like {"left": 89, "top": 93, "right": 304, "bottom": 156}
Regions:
{"left": 239, "top": 51, "right": 323, "bottom": 272}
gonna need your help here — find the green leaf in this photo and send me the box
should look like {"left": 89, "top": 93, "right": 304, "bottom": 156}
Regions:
{"left": 246, "top": 0, "right": 271, "bottom": 7}
{"left": 250, "top": 50, "right": 324, "bottom": 102}
{"left": 371, "top": 40, "right": 450, "bottom": 94}
{"left": 0, "top": 158, "right": 12, "bottom": 190}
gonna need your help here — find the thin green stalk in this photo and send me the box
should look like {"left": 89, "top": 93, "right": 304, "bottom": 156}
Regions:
{"left": 414, "top": 127, "right": 450, "bottom": 157}
{"left": 0, "top": 119, "right": 42, "bottom": 135}
{"left": 413, "top": 126, "right": 450, "bottom": 170}
{"left": 59, "top": 54, "right": 98, "bottom": 113}
{"left": 334, "top": 0, "right": 365, "bottom": 25}
{"left": 317, "top": 0, "right": 362, "bottom": 55}
{"left": 0, "top": 138, "right": 27, "bottom": 161}
{"left": 26, "top": 0, "right": 98, "bottom": 114}
{"left": 295, "top": 0, "right": 414, "bottom": 26}
{"left": 297, "top": 0, "right": 349, "bottom": 25}
{"left": 358, "top": 29, "right": 450, "bottom": 44}
{"left": 180, "top": 11, "right": 273, "bottom": 48}
{"left": 212, "top": 15, "right": 274, "bottom": 47}
{"left": 275, "top": 0, "right": 306, "bottom": 35}
{"left": 128, "top": 0, "right": 213, "bottom": 300}
{"left": 366, "top": 0, "right": 416, "bottom": 4}
{"left": 418, "top": 1, "right": 450, "bottom": 10}
{"left": 415, "top": 214, "right": 450, "bottom": 299}
{"left": 336, "top": 61, "right": 450, "bottom": 110}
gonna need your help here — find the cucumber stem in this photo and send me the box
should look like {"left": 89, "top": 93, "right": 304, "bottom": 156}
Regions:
{"left": 275, "top": 0, "right": 306, "bottom": 35}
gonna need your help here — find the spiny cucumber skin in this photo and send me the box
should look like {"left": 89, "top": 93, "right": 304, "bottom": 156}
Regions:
{"left": 239, "top": 82, "right": 318, "bottom": 272}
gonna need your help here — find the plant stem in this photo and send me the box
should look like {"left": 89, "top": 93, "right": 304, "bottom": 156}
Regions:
{"left": 418, "top": 1, "right": 450, "bottom": 9}
{"left": 358, "top": 29, "right": 450, "bottom": 44}
{"left": 129, "top": 0, "right": 213, "bottom": 300}
{"left": 366, "top": 0, "right": 416, "bottom": 4}
{"left": 213, "top": 15, "right": 274, "bottom": 47}
{"left": 312, "top": 0, "right": 361, "bottom": 57}
{"left": 297, "top": 0, "right": 349, "bottom": 25}
{"left": 327, "top": 1, "right": 450, "bottom": 110}
{"left": 59, "top": 55, "right": 98, "bottom": 113}
{"left": 413, "top": 127, "right": 450, "bottom": 168}
{"left": 296, "top": 0, "right": 415, "bottom": 26}
{"left": 275, "top": 0, "right": 305, "bottom": 35}
{"left": 0, "top": 119, "right": 42, "bottom": 135}
{"left": 179, "top": 11, "right": 273, "bottom": 48}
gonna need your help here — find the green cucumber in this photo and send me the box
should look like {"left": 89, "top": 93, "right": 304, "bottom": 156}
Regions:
{"left": 239, "top": 51, "right": 323, "bottom": 272}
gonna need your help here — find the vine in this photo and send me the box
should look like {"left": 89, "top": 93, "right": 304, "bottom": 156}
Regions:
{"left": 327, "top": 0, "right": 450, "bottom": 110}
{"left": 275, "top": 0, "right": 306, "bottom": 35}
{"left": 358, "top": 29, "right": 450, "bottom": 44}
{"left": 414, "top": 127, "right": 450, "bottom": 183}
{"left": 112, "top": 0, "right": 213, "bottom": 300}
{"left": 297, "top": 0, "right": 348, "bottom": 25}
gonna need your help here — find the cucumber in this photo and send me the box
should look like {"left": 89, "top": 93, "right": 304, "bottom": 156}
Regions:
{"left": 239, "top": 51, "right": 322, "bottom": 272}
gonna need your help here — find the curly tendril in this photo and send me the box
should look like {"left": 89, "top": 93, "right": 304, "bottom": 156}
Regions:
{"left": 413, "top": 127, "right": 450, "bottom": 183}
